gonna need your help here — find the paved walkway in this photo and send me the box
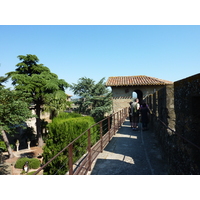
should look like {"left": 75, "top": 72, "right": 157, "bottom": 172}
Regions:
{"left": 89, "top": 119, "right": 169, "bottom": 175}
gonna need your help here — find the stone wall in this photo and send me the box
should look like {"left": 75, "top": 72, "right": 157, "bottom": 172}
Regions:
{"left": 173, "top": 73, "right": 200, "bottom": 174}
{"left": 145, "top": 73, "right": 200, "bottom": 174}
{"left": 145, "top": 84, "right": 176, "bottom": 174}
{"left": 147, "top": 84, "right": 175, "bottom": 131}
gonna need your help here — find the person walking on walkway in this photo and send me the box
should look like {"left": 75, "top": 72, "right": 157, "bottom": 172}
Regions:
{"left": 131, "top": 98, "right": 140, "bottom": 130}
{"left": 140, "top": 102, "right": 150, "bottom": 131}
{"left": 129, "top": 102, "right": 133, "bottom": 128}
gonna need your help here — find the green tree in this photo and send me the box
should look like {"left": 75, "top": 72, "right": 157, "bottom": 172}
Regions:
{"left": 71, "top": 77, "right": 94, "bottom": 114}
{"left": 7, "top": 54, "right": 69, "bottom": 147}
{"left": 0, "top": 87, "right": 33, "bottom": 158}
{"left": 44, "top": 91, "right": 72, "bottom": 119}
{"left": 0, "top": 75, "right": 8, "bottom": 87}
{"left": 71, "top": 77, "right": 112, "bottom": 121}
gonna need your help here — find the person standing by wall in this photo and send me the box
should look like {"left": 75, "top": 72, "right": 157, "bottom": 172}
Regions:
{"left": 131, "top": 98, "right": 140, "bottom": 130}
{"left": 129, "top": 102, "right": 133, "bottom": 128}
{"left": 140, "top": 102, "right": 150, "bottom": 131}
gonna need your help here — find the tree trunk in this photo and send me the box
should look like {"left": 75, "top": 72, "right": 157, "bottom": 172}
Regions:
{"left": 1, "top": 128, "right": 15, "bottom": 158}
{"left": 35, "top": 104, "right": 44, "bottom": 147}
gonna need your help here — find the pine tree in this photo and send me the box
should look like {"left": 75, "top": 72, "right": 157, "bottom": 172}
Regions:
{"left": 0, "top": 75, "right": 8, "bottom": 87}
{"left": 7, "top": 54, "right": 69, "bottom": 147}
{"left": 71, "top": 77, "right": 112, "bottom": 121}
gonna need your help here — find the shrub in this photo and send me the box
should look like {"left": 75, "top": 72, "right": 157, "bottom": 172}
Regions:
{"left": 30, "top": 158, "right": 40, "bottom": 169}
{"left": 0, "top": 140, "right": 7, "bottom": 152}
{"left": 15, "top": 158, "right": 40, "bottom": 169}
{"left": 15, "top": 157, "right": 29, "bottom": 169}
{"left": 43, "top": 112, "right": 98, "bottom": 175}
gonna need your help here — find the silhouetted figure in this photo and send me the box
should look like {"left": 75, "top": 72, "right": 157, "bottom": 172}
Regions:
{"left": 140, "top": 103, "right": 150, "bottom": 131}
{"left": 129, "top": 102, "right": 133, "bottom": 128}
{"left": 131, "top": 98, "right": 140, "bottom": 130}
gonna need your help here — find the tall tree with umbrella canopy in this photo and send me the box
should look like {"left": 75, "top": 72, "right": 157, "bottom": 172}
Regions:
{"left": 7, "top": 54, "right": 69, "bottom": 147}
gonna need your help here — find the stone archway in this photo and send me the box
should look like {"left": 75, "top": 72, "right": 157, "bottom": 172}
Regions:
{"left": 132, "top": 90, "right": 143, "bottom": 104}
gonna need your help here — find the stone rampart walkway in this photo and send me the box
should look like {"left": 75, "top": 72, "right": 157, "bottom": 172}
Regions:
{"left": 89, "top": 119, "right": 169, "bottom": 175}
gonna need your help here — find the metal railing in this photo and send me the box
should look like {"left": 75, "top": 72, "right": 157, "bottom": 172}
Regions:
{"left": 33, "top": 107, "right": 129, "bottom": 175}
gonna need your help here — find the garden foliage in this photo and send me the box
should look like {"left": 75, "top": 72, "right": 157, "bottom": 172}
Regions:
{"left": 42, "top": 112, "right": 98, "bottom": 175}
{"left": 0, "top": 86, "right": 34, "bottom": 158}
{"left": 15, "top": 157, "right": 40, "bottom": 169}
{"left": 0, "top": 140, "right": 6, "bottom": 152}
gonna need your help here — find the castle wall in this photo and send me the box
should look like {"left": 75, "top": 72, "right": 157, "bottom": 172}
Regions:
{"left": 145, "top": 73, "right": 200, "bottom": 174}
{"left": 173, "top": 73, "right": 200, "bottom": 174}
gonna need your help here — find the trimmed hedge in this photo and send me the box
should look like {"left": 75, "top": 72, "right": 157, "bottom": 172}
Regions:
{"left": 15, "top": 157, "right": 40, "bottom": 169}
{"left": 43, "top": 112, "right": 98, "bottom": 175}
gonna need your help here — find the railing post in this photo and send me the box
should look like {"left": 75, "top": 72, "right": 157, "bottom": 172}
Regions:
{"left": 124, "top": 107, "right": 127, "bottom": 120}
{"left": 121, "top": 109, "right": 123, "bottom": 125}
{"left": 100, "top": 121, "right": 103, "bottom": 152}
{"left": 88, "top": 129, "right": 91, "bottom": 171}
{"left": 120, "top": 110, "right": 122, "bottom": 126}
{"left": 122, "top": 109, "right": 123, "bottom": 123}
{"left": 68, "top": 143, "right": 73, "bottom": 175}
{"left": 125, "top": 108, "right": 126, "bottom": 120}
{"left": 113, "top": 113, "right": 116, "bottom": 135}
{"left": 125, "top": 108, "right": 126, "bottom": 119}
{"left": 108, "top": 115, "right": 111, "bottom": 141}
{"left": 117, "top": 111, "right": 120, "bottom": 128}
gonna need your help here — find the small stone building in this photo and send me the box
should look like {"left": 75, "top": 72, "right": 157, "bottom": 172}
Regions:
{"left": 106, "top": 75, "right": 173, "bottom": 112}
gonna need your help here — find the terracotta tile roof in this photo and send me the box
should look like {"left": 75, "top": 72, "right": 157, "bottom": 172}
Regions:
{"left": 106, "top": 75, "right": 173, "bottom": 86}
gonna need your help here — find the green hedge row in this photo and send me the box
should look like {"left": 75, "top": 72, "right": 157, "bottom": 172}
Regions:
{"left": 15, "top": 157, "right": 40, "bottom": 169}
{"left": 42, "top": 112, "right": 98, "bottom": 175}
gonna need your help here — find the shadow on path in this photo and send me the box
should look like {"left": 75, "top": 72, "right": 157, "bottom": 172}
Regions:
{"left": 90, "top": 118, "right": 169, "bottom": 175}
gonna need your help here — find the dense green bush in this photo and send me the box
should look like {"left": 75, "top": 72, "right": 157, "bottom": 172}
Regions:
{"left": 15, "top": 157, "right": 28, "bottom": 169}
{"left": 0, "top": 140, "right": 7, "bottom": 152}
{"left": 43, "top": 112, "right": 98, "bottom": 175}
{"left": 30, "top": 158, "right": 41, "bottom": 169}
{"left": 15, "top": 157, "right": 40, "bottom": 169}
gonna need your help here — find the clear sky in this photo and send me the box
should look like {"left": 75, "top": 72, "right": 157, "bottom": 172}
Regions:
{"left": 1, "top": 25, "right": 200, "bottom": 96}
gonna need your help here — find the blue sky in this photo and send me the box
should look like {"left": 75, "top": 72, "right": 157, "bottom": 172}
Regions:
{"left": 1, "top": 25, "right": 200, "bottom": 96}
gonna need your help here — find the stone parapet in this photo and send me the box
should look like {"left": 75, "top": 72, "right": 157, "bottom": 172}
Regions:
{"left": 144, "top": 74, "right": 200, "bottom": 174}
{"left": 173, "top": 73, "right": 200, "bottom": 174}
